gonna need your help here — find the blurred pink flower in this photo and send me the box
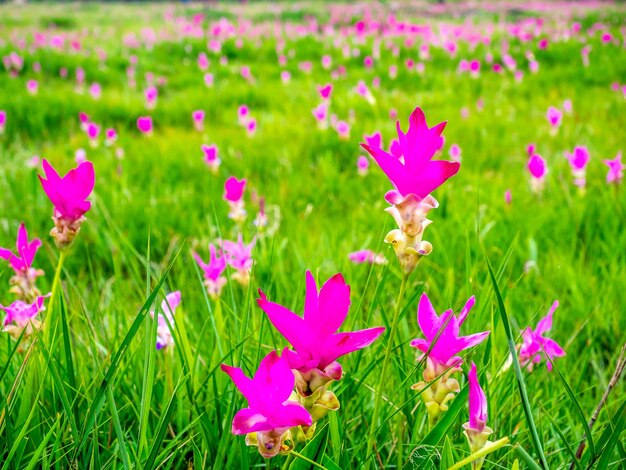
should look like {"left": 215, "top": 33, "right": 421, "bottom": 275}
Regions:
{"left": 604, "top": 152, "right": 624, "bottom": 184}
{"left": 318, "top": 84, "right": 332, "bottom": 100}
{"left": 519, "top": 300, "right": 565, "bottom": 372}
{"left": 150, "top": 292, "right": 181, "bottom": 350}
{"left": 348, "top": 249, "right": 386, "bottom": 265}
{"left": 137, "top": 116, "right": 153, "bottom": 135}
{"left": 202, "top": 144, "right": 220, "bottom": 172}
{"left": 0, "top": 223, "right": 41, "bottom": 274}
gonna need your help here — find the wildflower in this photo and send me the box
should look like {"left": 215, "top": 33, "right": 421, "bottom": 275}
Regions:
{"left": 38, "top": 159, "right": 95, "bottom": 249}
{"left": 145, "top": 86, "right": 157, "bottom": 109}
{"left": 546, "top": 106, "right": 562, "bottom": 134}
{"left": 335, "top": 121, "right": 350, "bottom": 140}
{"left": 89, "top": 82, "right": 101, "bottom": 100}
{"left": 247, "top": 118, "right": 257, "bottom": 137}
{"left": 355, "top": 81, "right": 375, "bottom": 104}
{"left": 449, "top": 144, "right": 462, "bottom": 162}
{"left": 150, "top": 291, "right": 181, "bottom": 350}
{"left": 204, "top": 73, "right": 214, "bottom": 87}
{"left": 1, "top": 296, "right": 47, "bottom": 340}
{"left": 565, "top": 146, "right": 590, "bottom": 189}
{"left": 604, "top": 152, "right": 624, "bottom": 184}
{"left": 318, "top": 84, "right": 332, "bottom": 100}
{"left": 258, "top": 271, "right": 385, "bottom": 396}
{"left": 357, "top": 156, "right": 369, "bottom": 176}
{"left": 462, "top": 363, "right": 493, "bottom": 470}
{"left": 362, "top": 107, "right": 460, "bottom": 275}
{"left": 223, "top": 176, "right": 247, "bottom": 223}
{"left": 312, "top": 102, "right": 328, "bottom": 129}
{"left": 193, "top": 244, "right": 227, "bottom": 299}
{"left": 192, "top": 110, "right": 205, "bottom": 132}
{"left": 504, "top": 189, "right": 512, "bottom": 205}
{"left": 238, "top": 105, "right": 249, "bottom": 125}
{"left": 202, "top": 144, "right": 220, "bottom": 173}
{"left": 281, "top": 71, "right": 291, "bottom": 84}
{"left": 527, "top": 153, "right": 547, "bottom": 193}
{"left": 86, "top": 122, "right": 100, "bottom": 147}
{"left": 348, "top": 250, "right": 386, "bottom": 265}
{"left": 105, "top": 128, "right": 117, "bottom": 146}
{"left": 0, "top": 223, "right": 44, "bottom": 302}
{"left": 221, "top": 235, "right": 254, "bottom": 286}
{"left": 0, "top": 110, "right": 6, "bottom": 134}
{"left": 221, "top": 351, "right": 312, "bottom": 458}
{"left": 411, "top": 293, "right": 489, "bottom": 425}
{"left": 137, "top": 116, "right": 153, "bottom": 135}
{"left": 364, "top": 131, "right": 382, "bottom": 149}
{"left": 27, "top": 80, "right": 38, "bottom": 95}
{"left": 519, "top": 300, "right": 566, "bottom": 372}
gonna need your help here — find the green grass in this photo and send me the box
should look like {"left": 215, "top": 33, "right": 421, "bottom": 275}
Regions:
{"left": 0, "top": 1, "right": 625, "bottom": 469}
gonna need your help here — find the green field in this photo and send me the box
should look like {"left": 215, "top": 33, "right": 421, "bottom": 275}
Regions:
{"left": 0, "top": 1, "right": 625, "bottom": 469}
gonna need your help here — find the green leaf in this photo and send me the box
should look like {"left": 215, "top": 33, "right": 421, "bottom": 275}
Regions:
{"left": 289, "top": 424, "right": 329, "bottom": 470}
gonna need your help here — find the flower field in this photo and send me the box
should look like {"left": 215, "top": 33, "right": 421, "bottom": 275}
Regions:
{"left": 0, "top": 1, "right": 625, "bottom": 469}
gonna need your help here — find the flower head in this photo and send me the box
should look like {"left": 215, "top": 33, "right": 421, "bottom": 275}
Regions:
{"left": 0, "top": 223, "right": 41, "bottom": 273}
{"left": 257, "top": 271, "right": 384, "bottom": 394}
{"left": 221, "top": 235, "right": 254, "bottom": 286}
{"left": 604, "top": 152, "right": 624, "bottom": 184}
{"left": 201, "top": 144, "right": 220, "bottom": 172}
{"left": 411, "top": 293, "right": 489, "bottom": 379}
{"left": 150, "top": 291, "right": 181, "bottom": 350}
{"left": 39, "top": 159, "right": 95, "bottom": 223}
{"left": 223, "top": 176, "right": 246, "bottom": 203}
{"left": 519, "top": 300, "right": 566, "bottom": 371}
{"left": 546, "top": 106, "right": 562, "bottom": 129}
{"left": 1, "top": 296, "right": 47, "bottom": 339}
{"left": 466, "top": 363, "right": 487, "bottom": 432}
{"left": 348, "top": 249, "right": 386, "bottom": 265}
{"left": 193, "top": 244, "right": 227, "bottom": 298}
{"left": 221, "top": 351, "right": 312, "bottom": 457}
{"left": 137, "top": 116, "right": 153, "bottom": 134}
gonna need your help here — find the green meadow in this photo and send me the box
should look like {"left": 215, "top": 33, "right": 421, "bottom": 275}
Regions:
{"left": 0, "top": 2, "right": 625, "bottom": 469}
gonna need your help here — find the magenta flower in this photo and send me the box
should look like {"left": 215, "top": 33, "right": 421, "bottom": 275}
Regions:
{"left": 257, "top": 271, "right": 385, "bottom": 394}
{"left": 38, "top": 159, "right": 95, "bottom": 248}
{"left": 0, "top": 110, "right": 6, "bottom": 133}
{"left": 201, "top": 144, "right": 220, "bottom": 172}
{"left": 192, "top": 110, "right": 205, "bottom": 131}
{"left": 519, "top": 300, "right": 566, "bottom": 372}
{"left": 364, "top": 131, "right": 382, "bottom": 149}
{"left": 504, "top": 189, "right": 512, "bottom": 205}
{"left": 193, "top": 244, "right": 227, "bottom": 299}
{"left": 223, "top": 176, "right": 246, "bottom": 203}
{"left": 137, "top": 116, "right": 153, "bottom": 135}
{"left": 335, "top": 120, "right": 350, "bottom": 140}
{"left": 466, "top": 363, "right": 487, "bottom": 432}
{"left": 312, "top": 102, "right": 329, "bottom": 128}
{"left": 318, "top": 83, "right": 332, "bottom": 100}
{"left": 565, "top": 146, "right": 590, "bottom": 188}
{"left": 410, "top": 293, "right": 489, "bottom": 379}
{"left": 1, "top": 296, "right": 47, "bottom": 336}
{"left": 546, "top": 106, "right": 562, "bottom": 131}
{"left": 27, "top": 80, "right": 38, "bottom": 95}
{"left": 221, "top": 351, "right": 312, "bottom": 458}
{"left": 145, "top": 86, "right": 157, "bottom": 109}
{"left": 449, "top": 144, "right": 461, "bottom": 162}
{"left": 604, "top": 152, "right": 624, "bottom": 184}
{"left": 361, "top": 107, "right": 459, "bottom": 202}
{"left": 150, "top": 291, "right": 181, "bottom": 350}
{"left": 348, "top": 249, "right": 386, "bottom": 265}
{"left": 357, "top": 156, "right": 369, "bottom": 176}
{"left": 221, "top": 235, "right": 255, "bottom": 286}
{"left": 0, "top": 223, "right": 41, "bottom": 273}
{"left": 105, "top": 128, "right": 117, "bottom": 146}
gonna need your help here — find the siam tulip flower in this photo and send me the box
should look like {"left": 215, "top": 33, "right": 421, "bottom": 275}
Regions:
{"left": 389, "top": 108, "right": 398, "bottom": 120}
{"left": 150, "top": 291, "right": 181, "bottom": 350}
{"left": 204, "top": 73, "right": 214, "bottom": 87}
{"left": 361, "top": 107, "right": 460, "bottom": 275}
{"left": 364, "top": 56, "right": 373, "bottom": 68}
{"left": 469, "top": 60, "right": 481, "bottom": 78}
{"left": 28, "top": 155, "right": 40, "bottom": 169}
{"left": 280, "top": 70, "right": 291, "bottom": 84}
{"left": 563, "top": 99, "right": 573, "bottom": 114}
{"left": 27, "top": 80, "right": 38, "bottom": 95}
{"left": 201, "top": 144, "right": 220, "bottom": 173}
{"left": 504, "top": 189, "right": 512, "bottom": 205}
{"left": 312, "top": 102, "right": 329, "bottom": 129}
{"left": 411, "top": 293, "right": 489, "bottom": 425}
{"left": 246, "top": 118, "right": 257, "bottom": 137}
{"left": 78, "top": 112, "right": 89, "bottom": 131}
{"left": 463, "top": 363, "right": 493, "bottom": 470}
{"left": 0, "top": 223, "right": 44, "bottom": 302}
{"left": 0, "top": 110, "right": 6, "bottom": 134}
{"left": 197, "top": 52, "right": 209, "bottom": 71}
{"left": 75, "top": 148, "right": 87, "bottom": 165}
{"left": 257, "top": 271, "right": 385, "bottom": 397}
{"left": 253, "top": 196, "right": 269, "bottom": 230}
{"left": 238, "top": 105, "right": 249, "bottom": 125}
{"left": 388, "top": 64, "right": 398, "bottom": 79}
{"left": 335, "top": 121, "right": 350, "bottom": 140}
{"left": 519, "top": 300, "right": 566, "bottom": 372}
{"left": 105, "top": 128, "right": 117, "bottom": 146}
{"left": 357, "top": 156, "right": 369, "bottom": 176}
{"left": 221, "top": 235, "right": 255, "bottom": 286}
{"left": 38, "top": 159, "right": 95, "bottom": 248}
{"left": 527, "top": 143, "right": 536, "bottom": 156}
{"left": 581, "top": 45, "right": 591, "bottom": 67}
{"left": 604, "top": 152, "right": 624, "bottom": 184}
{"left": 223, "top": 176, "right": 247, "bottom": 222}
{"left": 221, "top": 351, "right": 312, "bottom": 458}
{"left": 318, "top": 84, "right": 332, "bottom": 100}
{"left": 1, "top": 296, "right": 47, "bottom": 340}
{"left": 527, "top": 153, "right": 547, "bottom": 193}
{"left": 449, "top": 144, "right": 462, "bottom": 163}
{"left": 86, "top": 122, "right": 100, "bottom": 147}
{"left": 355, "top": 81, "right": 375, "bottom": 105}
{"left": 416, "top": 62, "right": 425, "bottom": 75}
{"left": 75, "top": 67, "right": 85, "bottom": 91}
{"left": 193, "top": 244, "right": 227, "bottom": 299}
{"left": 192, "top": 110, "right": 205, "bottom": 132}
{"left": 514, "top": 70, "right": 524, "bottom": 82}
{"left": 137, "top": 116, "right": 153, "bottom": 135}
{"left": 89, "top": 82, "right": 101, "bottom": 100}
{"left": 364, "top": 131, "right": 382, "bottom": 149}
{"left": 348, "top": 249, "right": 386, "bottom": 265}
{"left": 240, "top": 65, "right": 253, "bottom": 82}
{"left": 321, "top": 55, "right": 332, "bottom": 69}
{"left": 546, "top": 106, "right": 562, "bottom": 134}
{"left": 565, "top": 146, "right": 590, "bottom": 189}
{"left": 460, "top": 107, "right": 469, "bottom": 119}
{"left": 145, "top": 86, "right": 158, "bottom": 109}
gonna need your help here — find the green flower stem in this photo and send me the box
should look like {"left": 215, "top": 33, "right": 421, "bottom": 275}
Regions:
{"left": 365, "top": 273, "right": 409, "bottom": 469}
{"left": 448, "top": 436, "right": 510, "bottom": 470}
{"left": 44, "top": 250, "right": 66, "bottom": 347}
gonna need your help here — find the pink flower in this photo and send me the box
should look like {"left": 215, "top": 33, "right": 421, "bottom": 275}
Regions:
{"left": 466, "top": 363, "right": 487, "bottom": 433}
{"left": 145, "top": 86, "right": 158, "bottom": 108}
{"left": 318, "top": 84, "right": 332, "bottom": 100}
{"left": 1, "top": 296, "right": 46, "bottom": 330}
{"left": 563, "top": 99, "right": 573, "bottom": 114}
{"left": 39, "top": 159, "right": 95, "bottom": 221}
{"left": 519, "top": 301, "right": 566, "bottom": 371}
{"left": 527, "top": 153, "right": 547, "bottom": 178}
{"left": 0, "top": 110, "right": 6, "bottom": 133}
{"left": 504, "top": 189, "right": 512, "bottom": 205}
{"left": 335, "top": 120, "right": 350, "bottom": 140}
{"left": 193, "top": 244, "right": 227, "bottom": 299}
{"left": 137, "top": 116, "right": 153, "bottom": 135}
{"left": 150, "top": 292, "right": 181, "bottom": 350}
{"left": 357, "top": 156, "right": 369, "bottom": 175}
{"left": 221, "top": 351, "right": 312, "bottom": 457}
{"left": 364, "top": 131, "right": 382, "bottom": 149}
{"left": 192, "top": 110, "right": 205, "bottom": 131}
{"left": 221, "top": 235, "right": 255, "bottom": 285}
{"left": 361, "top": 107, "right": 460, "bottom": 201}
{"left": 604, "top": 152, "right": 624, "bottom": 184}
{"left": 0, "top": 223, "right": 41, "bottom": 273}
{"left": 201, "top": 144, "right": 220, "bottom": 171}
{"left": 204, "top": 73, "right": 214, "bottom": 87}
{"left": 312, "top": 102, "right": 328, "bottom": 128}
{"left": 247, "top": 118, "right": 257, "bottom": 137}
{"left": 223, "top": 176, "right": 246, "bottom": 203}
{"left": 410, "top": 293, "right": 489, "bottom": 379}
{"left": 348, "top": 249, "right": 386, "bottom": 265}
{"left": 546, "top": 106, "right": 562, "bottom": 129}
{"left": 257, "top": 271, "right": 385, "bottom": 392}
{"left": 89, "top": 82, "right": 101, "bottom": 100}
{"left": 449, "top": 144, "right": 461, "bottom": 162}
{"left": 565, "top": 146, "right": 590, "bottom": 171}
{"left": 238, "top": 105, "right": 249, "bottom": 124}
{"left": 280, "top": 71, "right": 291, "bottom": 83}
{"left": 27, "top": 80, "right": 38, "bottom": 95}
